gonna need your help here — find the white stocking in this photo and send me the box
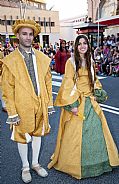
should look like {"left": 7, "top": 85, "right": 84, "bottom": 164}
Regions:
{"left": 32, "top": 136, "right": 41, "bottom": 166}
{"left": 17, "top": 143, "right": 29, "bottom": 170}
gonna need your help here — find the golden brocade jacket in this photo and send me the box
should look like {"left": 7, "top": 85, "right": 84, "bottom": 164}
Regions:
{"left": 2, "top": 48, "right": 53, "bottom": 135}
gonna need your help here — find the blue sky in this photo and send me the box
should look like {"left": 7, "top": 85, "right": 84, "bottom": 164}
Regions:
{"left": 46, "top": 0, "right": 88, "bottom": 20}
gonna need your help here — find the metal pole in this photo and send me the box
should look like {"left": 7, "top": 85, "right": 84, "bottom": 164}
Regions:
{"left": 23, "top": 3, "right": 27, "bottom": 19}
{"left": 20, "top": 0, "right": 27, "bottom": 19}
{"left": 97, "top": 1, "right": 100, "bottom": 47}
{"left": 4, "top": 15, "right": 8, "bottom": 33}
{"left": 20, "top": 1, "right": 22, "bottom": 18}
{"left": 91, "top": 0, "right": 93, "bottom": 21}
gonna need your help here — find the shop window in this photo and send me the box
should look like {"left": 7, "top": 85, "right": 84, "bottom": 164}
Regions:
{"left": 7, "top": 20, "right": 11, "bottom": 25}
{"left": 40, "top": 21, "right": 44, "bottom": 26}
{"left": 51, "top": 22, "right": 55, "bottom": 27}
{"left": 46, "top": 22, "right": 49, "bottom": 26}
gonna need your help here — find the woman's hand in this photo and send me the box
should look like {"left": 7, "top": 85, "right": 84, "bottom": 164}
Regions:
{"left": 90, "top": 96, "right": 97, "bottom": 101}
{"left": 71, "top": 107, "right": 78, "bottom": 115}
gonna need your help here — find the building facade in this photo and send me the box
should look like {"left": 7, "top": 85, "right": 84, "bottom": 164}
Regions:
{"left": 0, "top": 0, "right": 60, "bottom": 47}
{"left": 60, "top": 15, "right": 86, "bottom": 42}
{"left": 88, "top": 0, "right": 119, "bottom": 36}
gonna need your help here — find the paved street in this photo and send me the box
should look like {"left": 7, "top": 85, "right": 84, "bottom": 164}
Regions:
{"left": 0, "top": 72, "right": 119, "bottom": 184}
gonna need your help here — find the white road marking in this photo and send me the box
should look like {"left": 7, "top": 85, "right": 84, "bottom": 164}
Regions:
{"left": 51, "top": 71, "right": 58, "bottom": 75}
{"left": 52, "top": 81, "right": 61, "bottom": 87}
{"left": 101, "top": 108, "right": 119, "bottom": 115}
{"left": 100, "top": 103, "right": 119, "bottom": 111}
{"left": 98, "top": 76, "right": 107, "bottom": 79}
{"left": 52, "top": 75, "right": 62, "bottom": 80}
{"left": 52, "top": 92, "right": 58, "bottom": 95}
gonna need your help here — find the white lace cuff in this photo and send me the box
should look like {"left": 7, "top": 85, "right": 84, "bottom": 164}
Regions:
{"left": 6, "top": 114, "right": 21, "bottom": 125}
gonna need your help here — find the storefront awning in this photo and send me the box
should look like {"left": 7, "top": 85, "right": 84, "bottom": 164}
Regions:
{"left": 96, "top": 15, "right": 119, "bottom": 26}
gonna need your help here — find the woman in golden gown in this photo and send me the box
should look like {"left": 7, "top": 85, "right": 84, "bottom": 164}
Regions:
{"left": 48, "top": 34, "right": 119, "bottom": 179}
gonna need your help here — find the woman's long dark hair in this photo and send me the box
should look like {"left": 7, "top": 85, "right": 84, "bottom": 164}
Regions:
{"left": 74, "top": 34, "right": 96, "bottom": 91}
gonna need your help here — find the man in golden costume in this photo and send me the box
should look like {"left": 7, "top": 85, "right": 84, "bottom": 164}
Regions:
{"left": 2, "top": 19, "right": 54, "bottom": 183}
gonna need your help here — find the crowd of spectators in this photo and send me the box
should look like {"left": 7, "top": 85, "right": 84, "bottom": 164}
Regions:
{"left": 93, "top": 34, "right": 119, "bottom": 77}
{"left": 0, "top": 34, "right": 119, "bottom": 77}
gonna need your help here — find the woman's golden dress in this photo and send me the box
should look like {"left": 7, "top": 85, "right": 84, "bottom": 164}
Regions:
{"left": 48, "top": 59, "right": 119, "bottom": 179}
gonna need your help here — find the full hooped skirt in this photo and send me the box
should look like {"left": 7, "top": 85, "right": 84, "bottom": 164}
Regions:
{"left": 48, "top": 98, "right": 116, "bottom": 179}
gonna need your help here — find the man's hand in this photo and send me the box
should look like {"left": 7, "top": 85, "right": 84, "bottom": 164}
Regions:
{"left": 6, "top": 114, "right": 21, "bottom": 125}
